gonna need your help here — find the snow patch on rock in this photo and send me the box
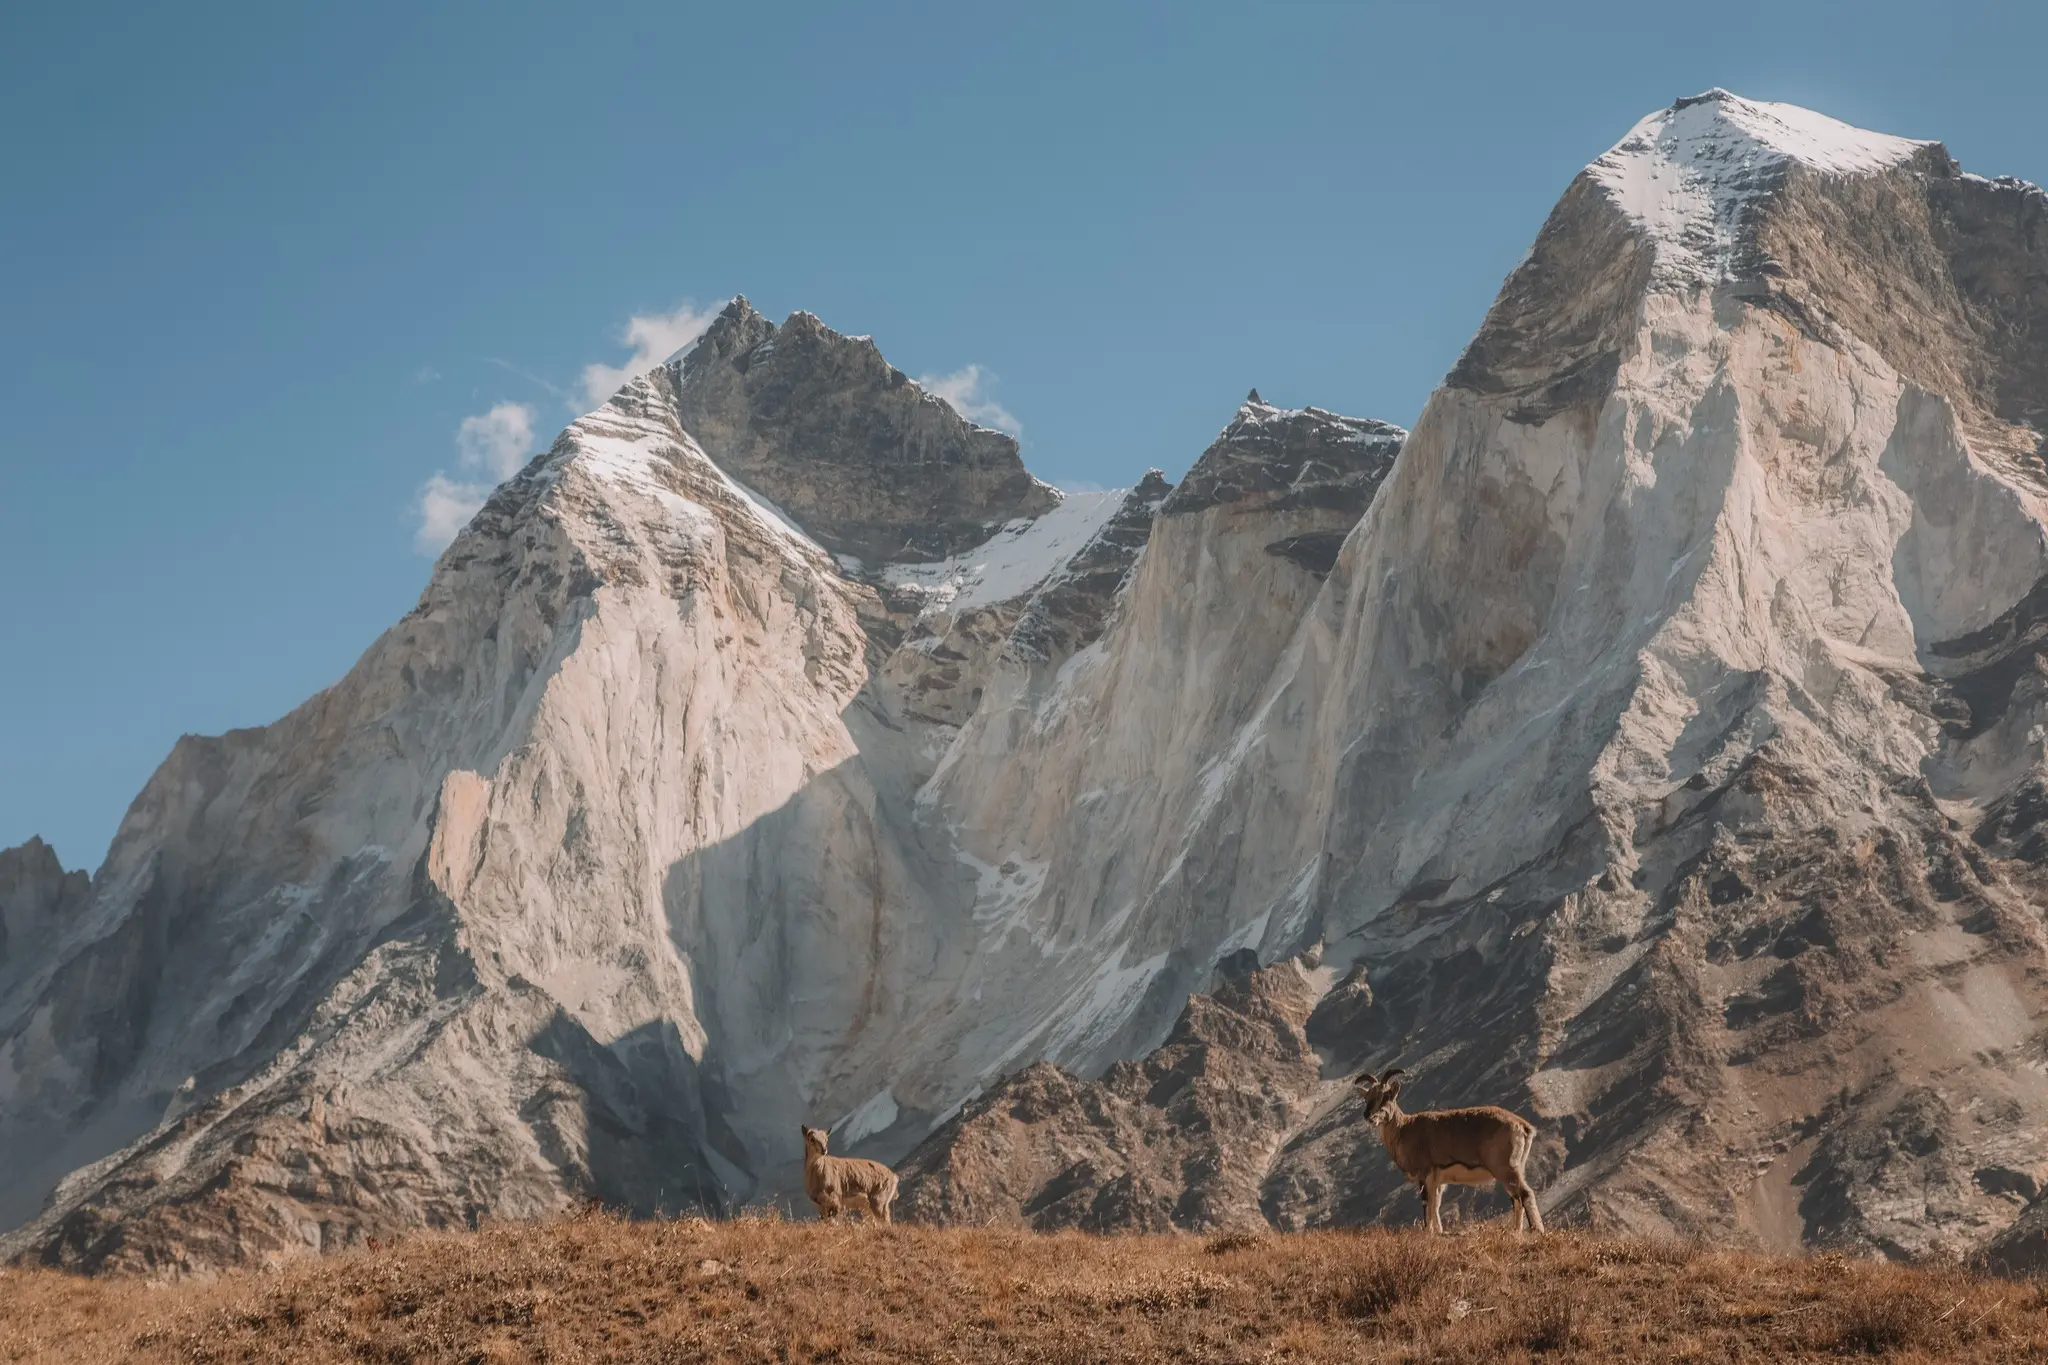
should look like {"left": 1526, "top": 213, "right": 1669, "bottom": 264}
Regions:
{"left": 833, "top": 1087, "right": 900, "bottom": 1144}
{"left": 558, "top": 405, "right": 836, "bottom": 565}
{"left": 883, "top": 489, "right": 1128, "bottom": 617}
{"left": 1038, "top": 943, "right": 1171, "bottom": 1066}
{"left": 1589, "top": 88, "right": 1930, "bottom": 285}
{"left": 960, "top": 849, "right": 1052, "bottom": 945}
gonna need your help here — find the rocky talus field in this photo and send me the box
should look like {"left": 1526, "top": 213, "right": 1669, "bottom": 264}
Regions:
{"left": 6, "top": 87, "right": 2048, "bottom": 1287}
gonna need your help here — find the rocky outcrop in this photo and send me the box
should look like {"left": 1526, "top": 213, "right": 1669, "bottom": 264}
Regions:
{"left": 896, "top": 953, "right": 1344, "bottom": 1231}
{"left": 1162, "top": 393, "right": 1404, "bottom": 514}
{"left": 673, "top": 299, "right": 1058, "bottom": 564}
{"left": 1142, "top": 395, "right": 1402, "bottom": 578}
{"left": 0, "top": 837, "right": 88, "bottom": 967}
{"left": 1008, "top": 470, "right": 1171, "bottom": 663}
{"left": 1982, "top": 1190, "right": 2048, "bottom": 1277}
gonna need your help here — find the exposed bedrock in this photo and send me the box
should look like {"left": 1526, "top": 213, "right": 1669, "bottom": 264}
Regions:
{"left": 11, "top": 89, "right": 2048, "bottom": 1271}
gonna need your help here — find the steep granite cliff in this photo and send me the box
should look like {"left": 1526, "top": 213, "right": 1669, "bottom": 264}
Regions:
{"left": 11, "top": 89, "right": 2048, "bottom": 1272}
{"left": 899, "top": 91, "right": 2048, "bottom": 1260}
{"left": 0, "top": 300, "right": 1403, "bottom": 1272}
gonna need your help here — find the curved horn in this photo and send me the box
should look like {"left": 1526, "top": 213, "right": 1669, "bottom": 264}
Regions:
{"left": 1380, "top": 1067, "right": 1409, "bottom": 1083}
{"left": 1352, "top": 1069, "right": 1380, "bottom": 1086}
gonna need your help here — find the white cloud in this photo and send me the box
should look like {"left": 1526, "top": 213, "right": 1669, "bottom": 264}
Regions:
{"left": 580, "top": 303, "right": 721, "bottom": 408}
{"left": 456, "top": 401, "right": 537, "bottom": 480}
{"left": 410, "top": 299, "right": 723, "bottom": 558}
{"left": 414, "top": 401, "right": 538, "bottom": 555}
{"left": 916, "top": 364, "right": 1022, "bottom": 437}
{"left": 414, "top": 474, "right": 490, "bottom": 555}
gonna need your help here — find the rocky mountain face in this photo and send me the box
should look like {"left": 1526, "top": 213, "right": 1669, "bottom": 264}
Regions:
{"left": 9, "top": 88, "right": 2048, "bottom": 1273}
{"left": 672, "top": 302, "right": 1059, "bottom": 564}
{"left": 0, "top": 838, "right": 88, "bottom": 972}
{"left": 900, "top": 89, "right": 2048, "bottom": 1259}
{"left": 896, "top": 952, "right": 1351, "bottom": 1232}
{"left": 0, "top": 296, "right": 1397, "bottom": 1275}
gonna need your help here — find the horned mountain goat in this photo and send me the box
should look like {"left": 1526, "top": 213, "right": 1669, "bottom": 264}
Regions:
{"left": 1353, "top": 1067, "right": 1544, "bottom": 1233}
{"left": 800, "top": 1124, "right": 899, "bottom": 1223}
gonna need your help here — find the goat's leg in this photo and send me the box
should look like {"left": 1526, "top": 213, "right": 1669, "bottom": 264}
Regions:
{"left": 1504, "top": 1171, "right": 1542, "bottom": 1234}
{"left": 1501, "top": 1177, "right": 1530, "bottom": 1232}
{"left": 1494, "top": 1178, "right": 1522, "bottom": 1232}
{"left": 1424, "top": 1174, "right": 1445, "bottom": 1234}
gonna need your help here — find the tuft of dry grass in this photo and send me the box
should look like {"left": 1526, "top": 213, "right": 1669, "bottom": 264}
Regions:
{"left": 1203, "top": 1230, "right": 1264, "bottom": 1256}
{"left": 1318, "top": 1232, "right": 1451, "bottom": 1324}
{"left": 3, "top": 1212, "right": 2046, "bottom": 1363}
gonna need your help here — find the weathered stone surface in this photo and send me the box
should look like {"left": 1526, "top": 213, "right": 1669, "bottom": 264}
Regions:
{"left": 1983, "top": 1190, "right": 2048, "bottom": 1276}
{"left": 1007, "top": 470, "right": 1171, "bottom": 664}
{"left": 671, "top": 298, "right": 1057, "bottom": 564}
{"left": 897, "top": 956, "right": 1333, "bottom": 1232}
{"left": 0, "top": 837, "right": 87, "bottom": 966}
{"left": 1160, "top": 395, "right": 1403, "bottom": 519}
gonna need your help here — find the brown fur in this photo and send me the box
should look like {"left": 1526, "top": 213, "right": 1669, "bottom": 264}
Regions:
{"left": 1353, "top": 1068, "right": 1544, "bottom": 1234}
{"left": 800, "top": 1125, "right": 899, "bottom": 1223}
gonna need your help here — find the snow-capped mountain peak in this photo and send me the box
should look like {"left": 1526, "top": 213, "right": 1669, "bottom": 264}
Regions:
{"left": 13, "top": 89, "right": 2048, "bottom": 1274}
{"left": 1588, "top": 87, "right": 1936, "bottom": 284}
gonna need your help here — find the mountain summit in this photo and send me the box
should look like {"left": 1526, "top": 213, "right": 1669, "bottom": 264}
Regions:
{"left": 7, "top": 91, "right": 2048, "bottom": 1271}
{"left": 902, "top": 90, "right": 2048, "bottom": 1258}
{"left": 672, "top": 297, "right": 1058, "bottom": 564}
{"left": 1588, "top": 89, "right": 1937, "bottom": 284}
{"left": 0, "top": 295, "right": 1401, "bottom": 1273}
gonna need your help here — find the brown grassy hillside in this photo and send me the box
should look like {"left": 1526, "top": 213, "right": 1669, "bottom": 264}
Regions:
{"left": 4, "top": 1212, "right": 2046, "bottom": 1363}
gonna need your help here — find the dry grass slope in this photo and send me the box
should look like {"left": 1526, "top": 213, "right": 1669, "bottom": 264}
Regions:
{"left": 5, "top": 1213, "right": 2048, "bottom": 1363}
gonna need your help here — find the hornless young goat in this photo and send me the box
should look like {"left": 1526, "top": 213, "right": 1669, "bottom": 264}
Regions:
{"left": 800, "top": 1125, "right": 899, "bottom": 1224}
{"left": 1353, "top": 1067, "right": 1544, "bottom": 1234}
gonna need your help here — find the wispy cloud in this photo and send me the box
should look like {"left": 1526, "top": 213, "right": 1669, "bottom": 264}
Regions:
{"left": 484, "top": 358, "right": 570, "bottom": 406}
{"left": 456, "top": 402, "right": 537, "bottom": 481}
{"left": 406, "top": 298, "right": 738, "bottom": 556}
{"left": 415, "top": 474, "right": 489, "bottom": 555}
{"left": 412, "top": 301, "right": 719, "bottom": 557}
{"left": 580, "top": 304, "right": 721, "bottom": 408}
{"left": 413, "top": 401, "right": 537, "bottom": 555}
{"left": 917, "top": 364, "right": 1022, "bottom": 437}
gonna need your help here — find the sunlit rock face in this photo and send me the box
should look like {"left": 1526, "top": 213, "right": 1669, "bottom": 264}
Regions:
{"left": 0, "top": 292, "right": 1402, "bottom": 1272}
{"left": 10, "top": 89, "right": 2048, "bottom": 1273}
{"left": 903, "top": 90, "right": 2048, "bottom": 1259}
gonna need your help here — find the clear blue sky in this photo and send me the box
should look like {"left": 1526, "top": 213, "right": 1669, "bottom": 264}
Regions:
{"left": 4, "top": 1, "right": 2044, "bottom": 872}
